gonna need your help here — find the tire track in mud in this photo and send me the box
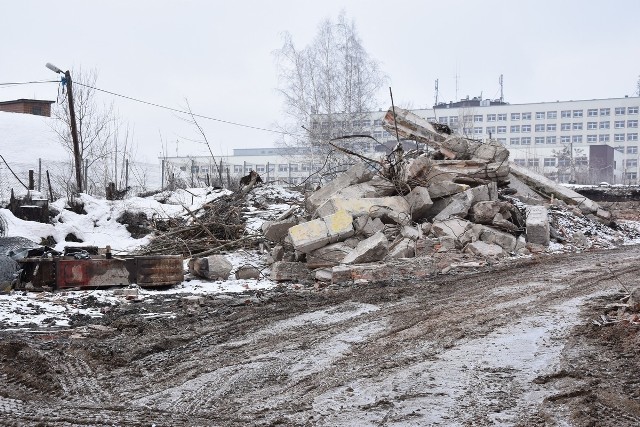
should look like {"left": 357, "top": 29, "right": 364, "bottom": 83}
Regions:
{"left": 1, "top": 246, "right": 640, "bottom": 425}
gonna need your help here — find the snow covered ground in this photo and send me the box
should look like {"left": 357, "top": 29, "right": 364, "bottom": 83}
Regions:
{"left": 0, "top": 184, "right": 304, "bottom": 329}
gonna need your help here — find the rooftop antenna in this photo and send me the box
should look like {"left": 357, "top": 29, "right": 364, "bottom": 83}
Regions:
{"left": 499, "top": 74, "right": 504, "bottom": 102}
{"left": 434, "top": 79, "right": 439, "bottom": 105}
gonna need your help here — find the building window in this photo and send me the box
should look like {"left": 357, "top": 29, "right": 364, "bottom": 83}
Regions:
{"left": 628, "top": 133, "right": 639, "bottom": 141}
{"left": 626, "top": 172, "right": 637, "bottom": 180}
{"left": 573, "top": 123, "right": 583, "bottom": 130}
{"left": 587, "top": 135, "right": 597, "bottom": 143}
{"left": 439, "top": 117, "right": 448, "bottom": 124}
{"left": 600, "top": 121, "right": 610, "bottom": 129}
{"left": 486, "top": 126, "right": 496, "bottom": 135}
{"left": 615, "top": 120, "right": 626, "bottom": 129}
{"left": 535, "top": 137, "right": 545, "bottom": 145}
{"left": 511, "top": 125, "right": 520, "bottom": 133}
{"left": 521, "top": 124, "right": 531, "bottom": 132}
{"left": 301, "top": 163, "right": 310, "bottom": 171}
{"left": 587, "top": 109, "right": 598, "bottom": 117}
{"left": 511, "top": 113, "right": 520, "bottom": 120}
{"left": 615, "top": 107, "right": 626, "bottom": 115}
{"left": 561, "top": 123, "right": 571, "bottom": 131}
{"left": 497, "top": 138, "right": 506, "bottom": 144}
{"left": 450, "top": 116, "right": 459, "bottom": 123}
{"left": 614, "top": 134, "right": 626, "bottom": 142}
{"left": 256, "top": 165, "right": 266, "bottom": 172}
{"left": 535, "top": 124, "right": 545, "bottom": 132}
{"left": 561, "top": 136, "right": 571, "bottom": 143}
{"left": 278, "top": 164, "right": 288, "bottom": 172}
{"left": 473, "top": 127, "right": 482, "bottom": 134}
{"left": 573, "top": 110, "right": 583, "bottom": 118}
{"left": 535, "top": 112, "right": 545, "bottom": 120}
{"left": 487, "top": 114, "right": 496, "bottom": 122}
{"left": 497, "top": 126, "right": 506, "bottom": 134}
{"left": 599, "top": 134, "right": 610, "bottom": 142}
{"left": 547, "top": 111, "right": 557, "bottom": 119}
{"left": 572, "top": 135, "right": 582, "bottom": 143}
{"left": 561, "top": 110, "right": 571, "bottom": 118}
{"left": 290, "top": 164, "right": 299, "bottom": 172}
{"left": 558, "top": 158, "right": 570, "bottom": 167}
{"left": 615, "top": 146, "right": 625, "bottom": 153}
{"left": 521, "top": 137, "right": 531, "bottom": 145}
{"left": 546, "top": 136, "right": 557, "bottom": 144}
{"left": 510, "top": 137, "right": 520, "bottom": 145}
{"left": 527, "top": 158, "right": 539, "bottom": 167}
{"left": 626, "top": 159, "right": 638, "bottom": 167}
{"left": 473, "top": 115, "right": 483, "bottom": 122}
{"left": 522, "top": 112, "right": 532, "bottom": 120}
{"left": 463, "top": 127, "right": 473, "bottom": 135}
{"left": 587, "top": 122, "right": 597, "bottom": 130}
{"left": 497, "top": 113, "right": 507, "bottom": 121}
{"left": 544, "top": 158, "right": 556, "bottom": 167}
{"left": 514, "top": 159, "right": 526, "bottom": 166}
{"left": 629, "top": 107, "right": 639, "bottom": 115}
{"left": 628, "top": 120, "right": 638, "bottom": 128}
{"left": 627, "top": 146, "right": 638, "bottom": 154}
{"left": 233, "top": 165, "right": 242, "bottom": 173}
{"left": 600, "top": 108, "right": 610, "bottom": 116}
{"left": 547, "top": 124, "right": 557, "bottom": 131}
{"left": 374, "top": 119, "right": 382, "bottom": 126}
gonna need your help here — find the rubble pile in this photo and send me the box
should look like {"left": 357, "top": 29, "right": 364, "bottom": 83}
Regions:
{"left": 258, "top": 107, "right": 622, "bottom": 285}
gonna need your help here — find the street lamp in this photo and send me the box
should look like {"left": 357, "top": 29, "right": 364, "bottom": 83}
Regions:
{"left": 46, "top": 62, "right": 83, "bottom": 193}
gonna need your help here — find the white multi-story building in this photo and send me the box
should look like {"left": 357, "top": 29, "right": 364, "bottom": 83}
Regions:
{"left": 163, "top": 96, "right": 640, "bottom": 187}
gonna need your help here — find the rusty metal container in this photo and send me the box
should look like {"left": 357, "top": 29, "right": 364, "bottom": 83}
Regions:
{"left": 134, "top": 255, "right": 184, "bottom": 288}
{"left": 56, "top": 258, "right": 131, "bottom": 289}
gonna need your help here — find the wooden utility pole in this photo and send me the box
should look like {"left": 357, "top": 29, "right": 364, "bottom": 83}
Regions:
{"left": 65, "top": 70, "right": 83, "bottom": 193}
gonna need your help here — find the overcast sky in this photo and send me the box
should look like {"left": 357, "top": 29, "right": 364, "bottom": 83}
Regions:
{"left": 2, "top": 0, "right": 639, "bottom": 162}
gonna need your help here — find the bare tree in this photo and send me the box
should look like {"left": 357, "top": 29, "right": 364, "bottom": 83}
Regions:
{"left": 274, "top": 12, "right": 386, "bottom": 180}
{"left": 51, "top": 68, "right": 137, "bottom": 197}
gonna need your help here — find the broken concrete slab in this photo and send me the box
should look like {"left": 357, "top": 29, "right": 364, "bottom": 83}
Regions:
{"left": 427, "top": 181, "right": 469, "bottom": 199}
{"left": 271, "top": 245, "right": 285, "bottom": 262}
{"left": 316, "top": 196, "right": 410, "bottom": 220}
{"left": 431, "top": 218, "right": 473, "bottom": 241}
{"left": 354, "top": 216, "right": 385, "bottom": 238}
{"left": 314, "top": 268, "right": 333, "bottom": 282}
{"left": 235, "top": 265, "right": 261, "bottom": 280}
{"left": 470, "top": 200, "right": 512, "bottom": 224}
{"left": 333, "top": 176, "right": 396, "bottom": 199}
{"left": 342, "top": 231, "right": 389, "bottom": 265}
{"left": 306, "top": 243, "right": 352, "bottom": 269}
{"left": 400, "top": 225, "right": 422, "bottom": 241}
{"left": 510, "top": 163, "right": 601, "bottom": 214}
{"left": 188, "top": 255, "right": 233, "bottom": 280}
{"left": 405, "top": 186, "right": 433, "bottom": 220}
{"left": 332, "top": 255, "right": 437, "bottom": 284}
{"left": 270, "top": 261, "right": 310, "bottom": 282}
{"left": 306, "top": 163, "right": 372, "bottom": 213}
{"left": 433, "top": 183, "right": 497, "bottom": 221}
{"left": 431, "top": 160, "right": 510, "bottom": 184}
{"left": 525, "top": 205, "right": 550, "bottom": 246}
{"left": 262, "top": 217, "right": 298, "bottom": 242}
{"left": 386, "top": 237, "right": 415, "bottom": 259}
{"left": 464, "top": 241, "right": 505, "bottom": 257}
{"left": 476, "top": 225, "right": 517, "bottom": 252}
{"left": 288, "top": 209, "right": 354, "bottom": 253}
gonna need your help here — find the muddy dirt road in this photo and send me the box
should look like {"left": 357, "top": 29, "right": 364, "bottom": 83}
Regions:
{"left": 1, "top": 247, "right": 640, "bottom": 426}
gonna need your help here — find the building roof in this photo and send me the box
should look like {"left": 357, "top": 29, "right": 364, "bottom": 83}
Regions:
{"left": 0, "top": 99, "right": 55, "bottom": 106}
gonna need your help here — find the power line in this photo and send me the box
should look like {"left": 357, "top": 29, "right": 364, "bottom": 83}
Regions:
{"left": 0, "top": 79, "right": 58, "bottom": 88}
{"left": 70, "top": 80, "right": 304, "bottom": 137}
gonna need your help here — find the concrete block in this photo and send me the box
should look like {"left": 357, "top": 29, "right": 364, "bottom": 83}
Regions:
{"left": 415, "top": 237, "right": 439, "bottom": 257}
{"left": 315, "top": 268, "right": 333, "bottom": 282}
{"left": 307, "top": 243, "right": 351, "bottom": 269}
{"left": 306, "top": 163, "right": 372, "bottom": 213}
{"left": 333, "top": 176, "right": 396, "bottom": 199}
{"left": 477, "top": 225, "right": 517, "bottom": 252}
{"left": 406, "top": 186, "right": 433, "bottom": 220}
{"left": 235, "top": 265, "right": 261, "bottom": 280}
{"left": 438, "top": 236, "right": 457, "bottom": 252}
{"left": 342, "top": 231, "right": 389, "bottom": 264}
{"left": 400, "top": 225, "right": 422, "bottom": 241}
{"left": 188, "top": 255, "right": 233, "bottom": 280}
{"left": 270, "top": 261, "right": 309, "bottom": 282}
{"left": 433, "top": 183, "right": 497, "bottom": 221}
{"left": 262, "top": 217, "right": 298, "bottom": 242}
{"left": 470, "top": 201, "right": 510, "bottom": 224}
{"left": 464, "top": 241, "right": 505, "bottom": 257}
{"left": 271, "top": 245, "right": 285, "bottom": 262}
{"left": 288, "top": 209, "right": 354, "bottom": 253}
{"left": 525, "top": 206, "right": 550, "bottom": 246}
{"left": 316, "top": 196, "right": 410, "bottom": 220}
{"left": 332, "top": 256, "right": 436, "bottom": 284}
